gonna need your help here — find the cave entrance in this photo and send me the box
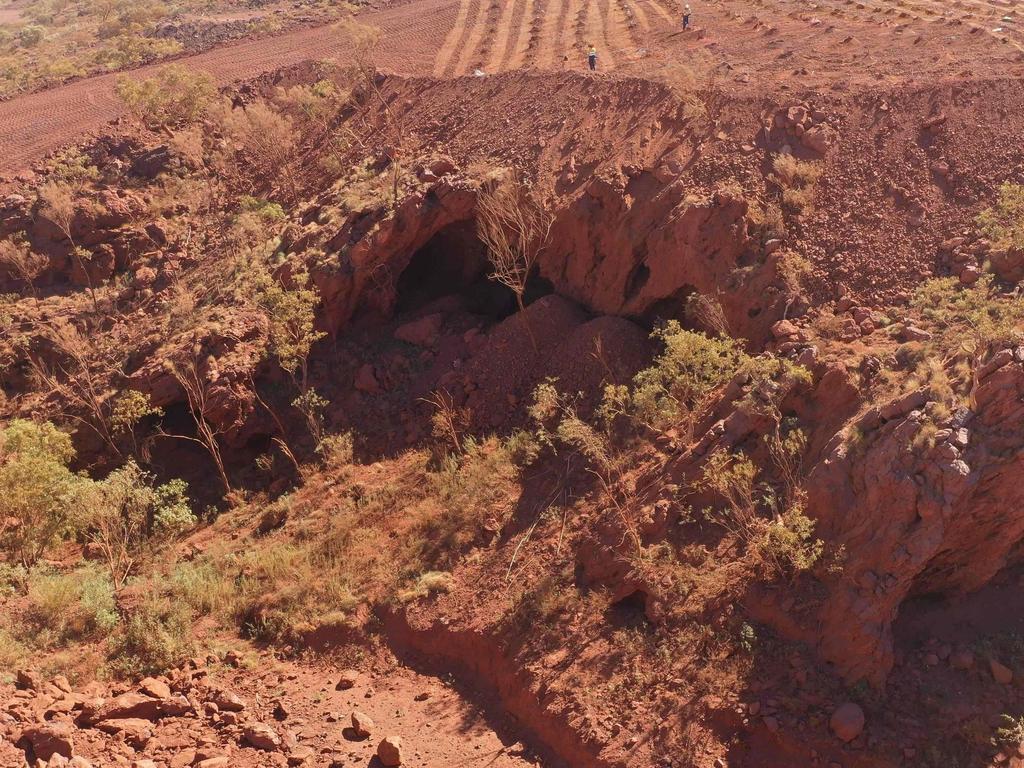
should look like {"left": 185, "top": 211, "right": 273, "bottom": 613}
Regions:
{"left": 396, "top": 220, "right": 496, "bottom": 314}
{"left": 395, "top": 220, "right": 552, "bottom": 321}
{"left": 639, "top": 285, "right": 696, "bottom": 328}
{"left": 606, "top": 589, "right": 650, "bottom": 630}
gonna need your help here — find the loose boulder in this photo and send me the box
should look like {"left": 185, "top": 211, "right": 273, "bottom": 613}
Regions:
{"left": 243, "top": 723, "right": 281, "bottom": 752}
{"left": 351, "top": 710, "right": 374, "bottom": 739}
{"left": 138, "top": 677, "right": 171, "bottom": 699}
{"left": 829, "top": 702, "right": 865, "bottom": 742}
{"left": 95, "top": 718, "right": 154, "bottom": 749}
{"left": 991, "top": 659, "right": 1014, "bottom": 684}
{"left": 394, "top": 314, "right": 443, "bottom": 347}
{"left": 377, "top": 735, "right": 404, "bottom": 766}
{"left": 19, "top": 723, "right": 74, "bottom": 761}
{"left": 212, "top": 690, "right": 246, "bottom": 712}
{"left": 336, "top": 669, "right": 359, "bottom": 690}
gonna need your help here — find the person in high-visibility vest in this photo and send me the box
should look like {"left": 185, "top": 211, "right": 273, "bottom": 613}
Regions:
{"left": 587, "top": 44, "right": 598, "bottom": 71}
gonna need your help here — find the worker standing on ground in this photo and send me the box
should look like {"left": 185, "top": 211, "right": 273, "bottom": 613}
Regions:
{"left": 587, "top": 44, "right": 598, "bottom": 71}
{"left": 683, "top": 4, "right": 692, "bottom": 29}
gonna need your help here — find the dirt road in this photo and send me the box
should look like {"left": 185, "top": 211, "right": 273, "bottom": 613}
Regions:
{"left": 2, "top": 0, "right": 1023, "bottom": 176}
{"left": 0, "top": 1, "right": 456, "bottom": 175}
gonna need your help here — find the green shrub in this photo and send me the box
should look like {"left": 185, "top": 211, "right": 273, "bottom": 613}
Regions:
{"left": 698, "top": 449, "right": 821, "bottom": 579}
{"left": 17, "top": 26, "right": 44, "bottom": 48}
{"left": 912, "top": 275, "right": 1024, "bottom": 361}
{"left": 239, "top": 196, "right": 287, "bottom": 221}
{"left": 977, "top": 183, "right": 1024, "bottom": 252}
{"left": 0, "top": 420, "right": 82, "bottom": 569}
{"left": 0, "top": 563, "right": 25, "bottom": 596}
{"left": 599, "top": 322, "right": 807, "bottom": 438}
{"left": 107, "top": 595, "right": 193, "bottom": 678}
{"left": 993, "top": 714, "right": 1024, "bottom": 748}
{"left": 24, "top": 566, "right": 118, "bottom": 644}
{"left": 78, "top": 461, "right": 195, "bottom": 587}
{"left": 762, "top": 502, "right": 823, "bottom": 574}
{"left": 110, "top": 390, "right": 163, "bottom": 445}
{"left": 317, "top": 432, "right": 355, "bottom": 466}
{"left": 627, "top": 323, "right": 743, "bottom": 429}
{"left": 115, "top": 65, "right": 216, "bottom": 128}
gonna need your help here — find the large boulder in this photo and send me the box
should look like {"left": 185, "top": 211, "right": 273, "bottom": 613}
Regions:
{"left": 351, "top": 711, "right": 373, "bottom": 739}
{"left": 79, "top": 692, "right": 190, "bottom": 725}
{"left": 393, "top": 313, "right": 443, "bottom": 347}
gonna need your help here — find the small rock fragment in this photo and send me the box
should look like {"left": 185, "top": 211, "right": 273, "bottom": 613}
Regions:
{"left": 950, "top": 649, "right": 975, "bottom": 670}
{"left": 336, "top": 669, "right": 359, "bottom": 690}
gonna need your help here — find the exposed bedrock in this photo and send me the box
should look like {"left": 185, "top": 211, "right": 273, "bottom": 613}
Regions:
{"left": 310, "top": 167, "right": 783, "bottom": 343}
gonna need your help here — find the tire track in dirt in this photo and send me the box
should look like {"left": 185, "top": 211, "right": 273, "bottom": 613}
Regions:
{"left": 507, "top": 0, "right": 538, "bottom": 68}
{"left": 585, "top": 0, "right": 618, "bottom": 68}
{"left": 487, "top": 0, "right": 523, "bottom": 70}
{"left": 470, "top": 0, "right": 505, "bottom": 72}
{"left": 565, "top": 0, "right": 587, "bottom": 63}
{"left": 565, "top": 0, "right": 587, "bottom": 61}
{"left": 624, "top": 0, "right": 653, "bottom": 32}
{"left": 451, "top": 0, "right": 493, "bottom": 74}
{"left": 433, "top": 0, "right": 475, "bottom": 75}
{"left": 533, "top": 0, "right": 569, "bottom": 67}
{"left": 644, "top": 0, "right": 678, "bottom": 24}
{"left": 606, "top": 0, "right": 643, "bottom": 60}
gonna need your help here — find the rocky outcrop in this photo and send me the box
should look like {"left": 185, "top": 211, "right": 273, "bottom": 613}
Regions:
{"left": 311, "top": 174, "right": 478, "bottom": 333}
{"left": 544, "top": 175, "right": 778, "bottom": 341}
{"left": 763, "top": 102, "right": 839, "bottom": 157}
{"left": 309, "top": 166, "right": 781, "bottom": 344}
{"left": 1, "top": 186, "right": 164, "bottom": 291}
{"left": 808, "top": 353, "right": 1024, "bottom": 684}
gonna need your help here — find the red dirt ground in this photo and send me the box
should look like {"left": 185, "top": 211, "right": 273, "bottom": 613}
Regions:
{"left": 0, "top": 649, "right": 547, "bottom": 767}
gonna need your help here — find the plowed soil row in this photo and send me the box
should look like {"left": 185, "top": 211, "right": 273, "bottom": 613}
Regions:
{"left": 434, "top": 0, "right": 681, "bottom": 74}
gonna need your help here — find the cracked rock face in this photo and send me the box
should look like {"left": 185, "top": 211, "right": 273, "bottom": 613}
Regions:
{"left": 810, "top": 357, "right": 1024, "bottom": 684}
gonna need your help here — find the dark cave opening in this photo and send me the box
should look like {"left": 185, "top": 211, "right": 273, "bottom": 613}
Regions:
{"left": 395, "top": 220, "right": 553, "bottom": 320}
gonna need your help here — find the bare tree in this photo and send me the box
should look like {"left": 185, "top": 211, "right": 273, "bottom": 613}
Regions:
{"left": 421, "top": 389, "right": 471, "bottom": 456}
{"left": 0, "top": 238, "right": 48, "bottom": 297}
{"left": 685, "top": 292, "right": 731, "bottom": 337}
{"left": 27, "top": 319, "right": 126, "bottom": 458}
{"left": 38, "top": 181, "right": 100, "bottom": 312}
{"left": 335, "top": 19, "right": 410, "bottom": 208}
{"left": 476, "top": 177, "right": 554, "bottom": 349}
{"left": 159, "top": 351, "right": 232, "bottom": 496}
{"left": 212, "top": 98, "right": 300, "bottom": 202}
